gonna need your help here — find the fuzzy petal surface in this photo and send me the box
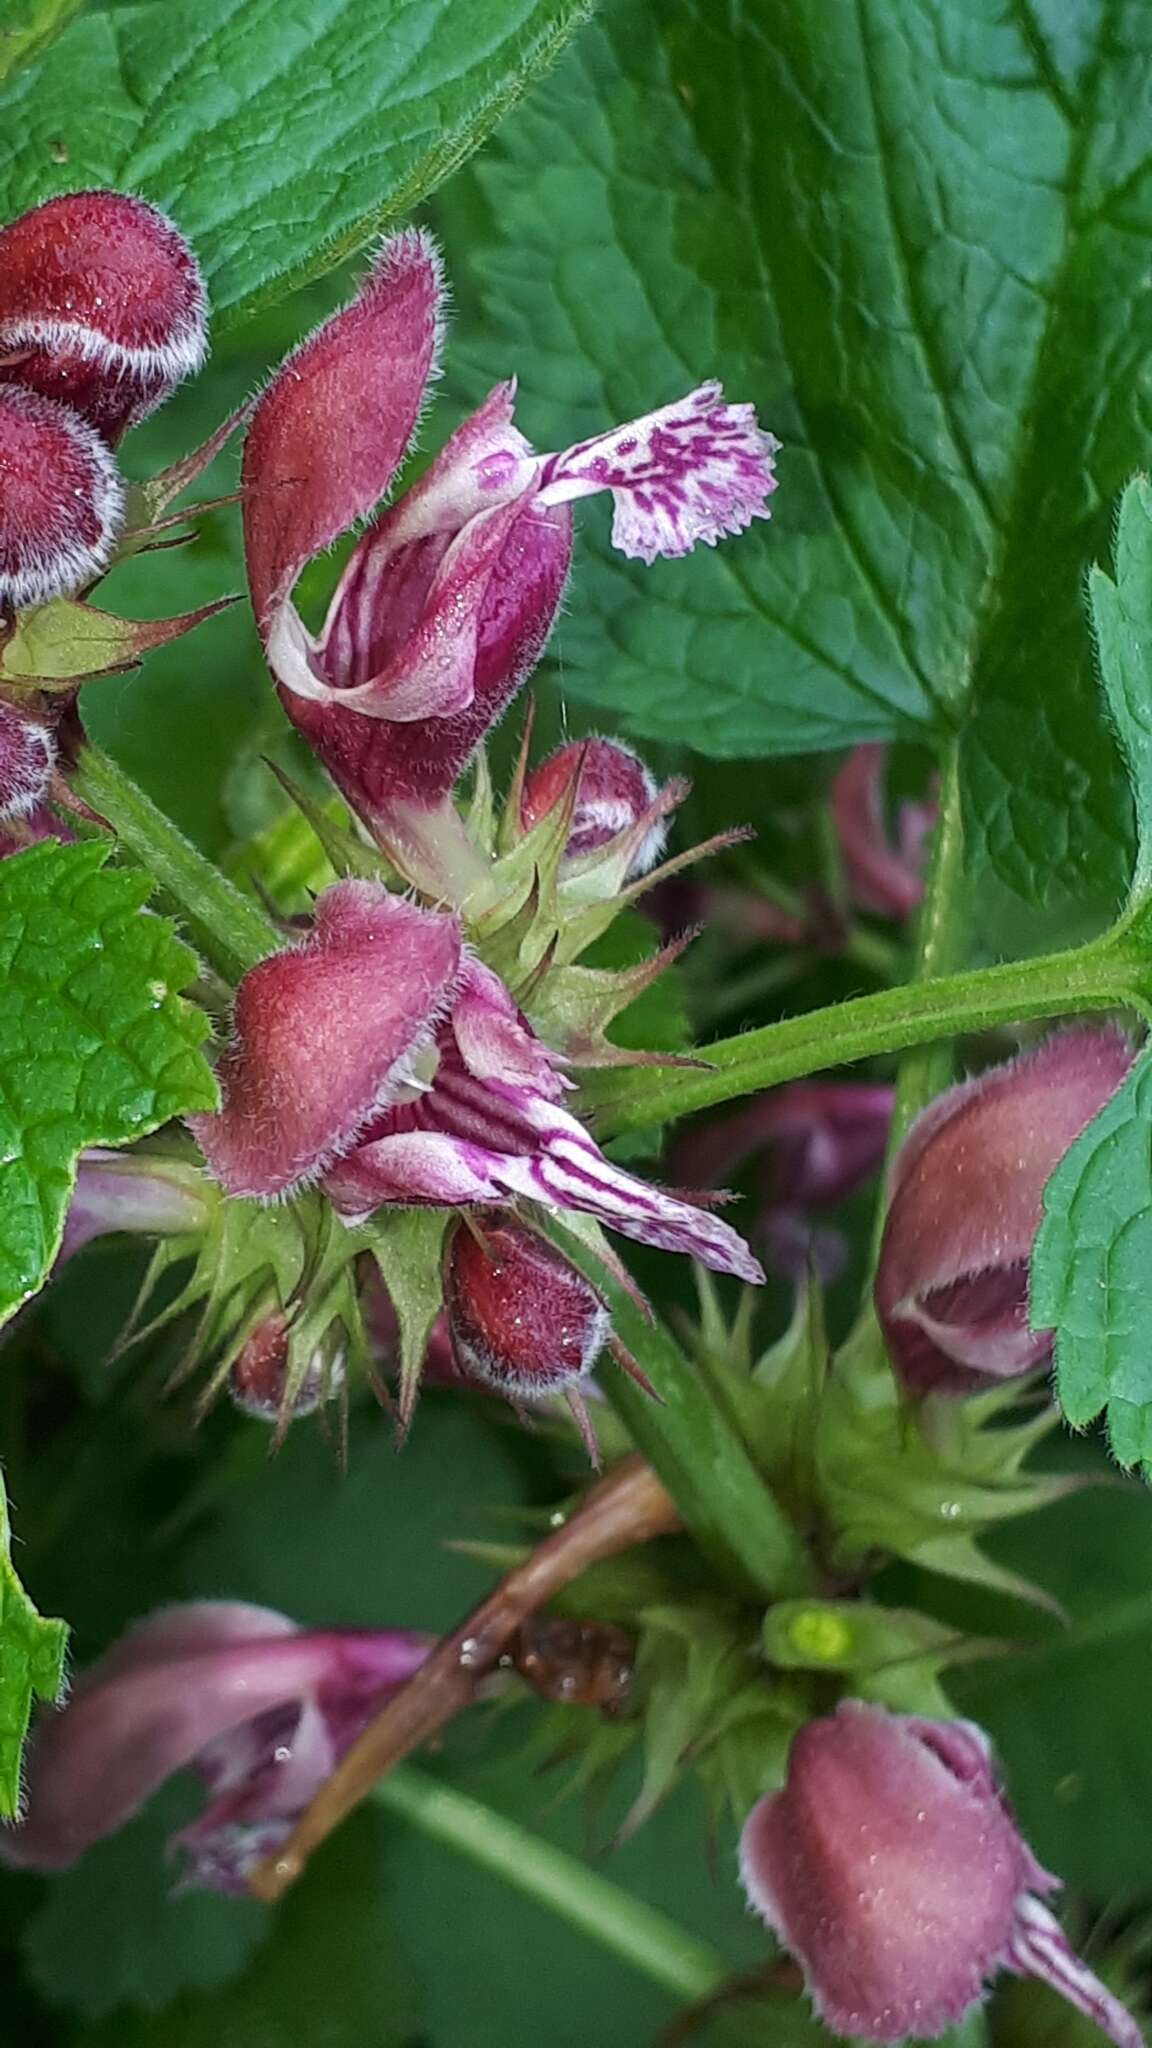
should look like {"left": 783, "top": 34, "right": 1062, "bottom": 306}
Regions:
{"left": 190, "top": 880, "right": 461, "bottom": 1199}
{"left": 875, "top": 1029, "right": 1134, "bottom": 1395}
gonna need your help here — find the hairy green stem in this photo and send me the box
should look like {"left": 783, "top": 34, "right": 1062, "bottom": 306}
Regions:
{"left": 71, "top": 741, "right": 278, "bottom": 982}
{"left": 884, "top": 737, "right": 968, "bottom": 1146}
{"left": 372, "top": 1765, "right": 730, "bottom": 2005}
{"left": 586, "top": 930, "right": 1140, "bottom": 1142}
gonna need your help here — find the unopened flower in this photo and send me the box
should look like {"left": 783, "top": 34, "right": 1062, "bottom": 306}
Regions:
{"left": 520, "top": 737, "right": 669, "bottom": 879}
{"left": 875, "top": 1029, "right": 1133, "bottom": 1396}
{"left": 242, "top": 230, "right": 777, "bottom": 855}
{"left": 228, "top": 1311, "right": 345, "bottom": 1422}
{"left": 0, "top": 701, "right": 54, "bottom": 819}
{"left": 445, "top": 1214, "right": 608, "bottom": 1395}
{"left": 739, "top": 1700, "right": 1142, "bottom": 2047}
{"left": 830, "top": 744, "right": 934, "bottom": 921}
{"left": 0, "top": 190, "right": 206, "bottom": 444}
{"left": 444, "top": 1212, "right": 617, "bottom": 1452}
{"left": 1, "top": 1602, "right": 430, "bottom": 1891}
{"left": 0, "top": 384, "right": 123, "bottom": 609}
{"left": 191, "top": 878, "right": 762, "bottom": 1284}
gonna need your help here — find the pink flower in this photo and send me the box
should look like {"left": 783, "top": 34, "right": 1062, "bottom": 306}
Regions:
{"left": 875, "top": 1030, "right": 1133, "bottom": 1396}
{"left": 242, "top": 230, "right": 778, "bottom": 838}
{"left": 1, "top": 1602, "right": 430, "bottom": 1891}
{"left": 0, "top": 191, "right": 206, "bottom": 445}
{"left": 830, "top": 745, "right": 934, "bottom": 921}
{"left": 0, "top": 383, "right": 123, "bottom": 609}
{"left": 739, "top": 1701, "right": 1143, "bottom": 2046}
{"left": 520, "top": 736, "right": 670, "bottom": 879}
{"left": 191, "top": 878, "right": 763, "bottom": 1284}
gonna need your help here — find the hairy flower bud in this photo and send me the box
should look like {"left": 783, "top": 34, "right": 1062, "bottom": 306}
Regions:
{"left": 520, "top": 737, "right": 667, "bottom": 877}
{"left": 0, "top": 701, "right": 54, "bottom": 819}
{"left": 875, "top": 1029, "right": 1133, "bottom": 1396}
{"left": 228, "top": 1312, "right": 344, "bottom": 1422}
{"left": 739, "top": 1701, "right": 1142, "bottom": 2046}
{"left": 0, "top": 190, "right": 207, "bottom": 444}
{"left": 444, "top": 1213, "right": 610, "bottom": 1399}
{"left": 0, "top": 384, "right": 123, "bottom": 609}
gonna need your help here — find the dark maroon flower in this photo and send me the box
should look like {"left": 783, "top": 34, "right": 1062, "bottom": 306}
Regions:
{"left": 0, "top": 190, "right": 206, "bottom": 444}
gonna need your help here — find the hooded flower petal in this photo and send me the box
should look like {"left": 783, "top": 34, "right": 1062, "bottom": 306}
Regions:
{"left": 243, "top": 228, "right": 443, "bottom": 640}
{"left": 0, "top": 190, "right": 206, "bottom": 443}
{"left": 0, "top": 384, "right": 124, "bottom": 609}
{"left": 1, "top": 1602, "right": 431, "bottom": 1886}
{"left": 739, "top": 1702, "right": 1142, "bottom": 2047}
{"left": 875, "top": 1029, "right": 1133, "bottom": 1396}
{"left": 189, "top": 880, "right": 462, "bottom": 1200}
{"left": 536, "top": 380, "right": 779, "bottom": 563}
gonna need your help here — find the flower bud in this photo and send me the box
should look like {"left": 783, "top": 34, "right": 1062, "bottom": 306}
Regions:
{"left": 0, "top": 701, "right": 54, "bottom": 819}
{"left": 0, "top": 385, "right": 123, "bottom": 609}
{"left": 739, "top": 1701, "right": 1142, "bottom": 2047}
{"left": 0, "top": 190, "right": 206, "bottom": 444}
{"left": 443, "top": 1213, "right": 610, "bottom": 1401}
{"left": 520, "top": 737, "right": 667, "bottom": 877}
{"left": 228, "top": 1312, "right": 344, "bottom": 1422}
{"left": 875, "top": 1029, "right": 1133, "bottom": 1396}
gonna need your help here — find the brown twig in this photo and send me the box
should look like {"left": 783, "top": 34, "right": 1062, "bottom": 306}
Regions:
{"left": 248, "top": 1453, "right": 680, "bottom": 1902}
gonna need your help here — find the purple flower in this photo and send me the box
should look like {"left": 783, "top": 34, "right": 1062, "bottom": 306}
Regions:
{"left": 241, "top": 230, "right": 778, "bottom": 849}
{"left": 875, "top": 1029, "right": 1133, "bottom": 1396}
{"left": 1, "top": 1602, "right": 430, "bottom": 1892}
{"left": 739, "top": 1700, "right": 1143, "bottom": 2046}
{"left": 191, "top": 878, "right": 763, "bottom": 1284}
{"left": 57, "top": 1148, "right": 211, "bottom": 1266}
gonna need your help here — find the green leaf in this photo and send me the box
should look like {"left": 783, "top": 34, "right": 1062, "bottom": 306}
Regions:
{"left": 1032, "top": 1048, "right": 1152, "bottom": 1470}
{"left": 59, "top": 1815, "right": 421, "bottom": 2044}
{"left": 0, "top": 0, "right": 84, "bottom": 85}
{"left": 1088, "top": 474, "right": 1152, "bottom": 900}
{"left": 434, "top": 0, "right": 1152, "bottom": 901}
{"left": 0, "top": 839, "right": 215, "bottom": 1326}
{"left": 21, "top": 1779, "right": 268, "bottom": 2016}
{"left": 0, "top": 1468, "right": 66, "bottom": 1817}
{"left": 0, "top": 0, "right": 591, "bottom": 331}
